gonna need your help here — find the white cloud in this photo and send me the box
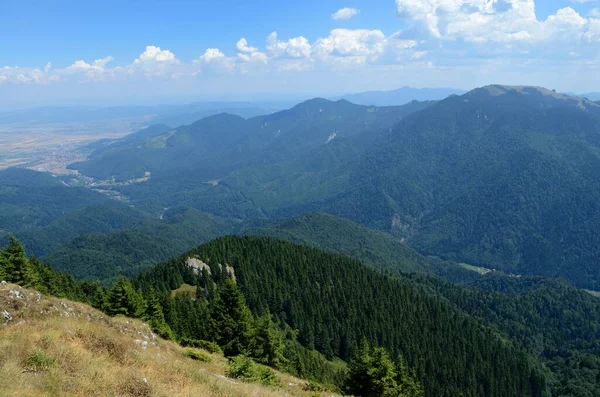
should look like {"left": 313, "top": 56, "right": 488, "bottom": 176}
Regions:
{"left": 134, "top": 45, "right": 178, "bottom": 63}
{"left": 199, "top": 48, "right": 226, "bottom": 62}
{"left": 236, "top": 38, "right": 268, "bottom": 63}
{"left": 267, "top": 32, "right": 312, "bottom": 58}
{"left": 66, "top": 56, "right": 115, "bottom": 81}
{"left": 332, "top": 7, "right": 360, "bottom": 20}
{"left": 568, "top": 0, "right": 597, "bottom": 4}
{"left": 395, "top": 0, "right": 600, "bottom": 45}
{"left": 313, "top": 29, "right": 387, "bottom": 61}
{"left": 0, "top": 64, "right": 59, "bottom": 84}
{"left": 4, "top": 1, "right": 600, "bottom": 93}
{"left": 195, "top": 48, "right": 235, "bottom": 73}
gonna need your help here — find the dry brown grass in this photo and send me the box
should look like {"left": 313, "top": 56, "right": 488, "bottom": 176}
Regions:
{"left": 0, "top": 283, "right": 331, "bottom": 397}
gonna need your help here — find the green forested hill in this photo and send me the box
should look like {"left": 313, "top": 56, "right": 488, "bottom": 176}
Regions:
{"left": 326, "top": 86, "right": 600, "bottom": 288}
{"left": 0, "top": 168, "right": 114, "bottom": 233}
{"left": 12, "top": 204, "right": 150, "bottom": 257}
{"left": 41, "top": 212, "right": 468, "bottom": 284}
{"left": 66, "top": 87, "right": 600, "bottom": 288}
{"left": 247, "top": 212, "right": 475, "bottom": 282}
{"left": 70, "top": 99, "right": 432, "bottom": 183}
{"left": 136, "top": 235, "right": 549, "bottom": 397}
{"left": 415, "top": 275, "right": 600, "bottom": 396}
{"left": 45, "top": 208, "right": 238, "bottom": 282}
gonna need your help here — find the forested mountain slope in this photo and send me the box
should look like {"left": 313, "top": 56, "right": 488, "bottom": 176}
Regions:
{"left": 0, "top": 168, "right": 149, "bottom": 255}
{"left": 65, "top": 86, "right": 600, "bottom": 288}
{"left": 45, "top": 208, "right": 237, "bottom": 282}
{"left": 42, "top": 212, "right": 464, "bottom": 285}
{"left": 69, "top": 99, "right": 432, "bottom": 183}
{"left": 418, "top": 275, "right": 600, "bottom": 397}
{"left": 326, "top": 86, "right": 600, "bottom": 288}
{"left": 137, "top": 236, "right": 549, "bottom": 397}
{"left": 5, "top": 225, "right": 600, "bottom": 395}
{"left": 246, "top": 212, "right": 475, "bottom": 282}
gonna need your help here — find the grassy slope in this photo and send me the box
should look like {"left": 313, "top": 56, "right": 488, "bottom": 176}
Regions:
{"left": 0, "top": 283, "right": 319, "bottom": 397}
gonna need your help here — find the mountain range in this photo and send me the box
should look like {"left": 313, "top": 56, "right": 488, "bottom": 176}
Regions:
{"left": 334, "top": 86, "right": 466, "bottom": 106}
{"left": 2, "top": 84, "right": 600, "bottom": 396}
{"left": 61, "top": 85, "right": 600, "bottom": 289}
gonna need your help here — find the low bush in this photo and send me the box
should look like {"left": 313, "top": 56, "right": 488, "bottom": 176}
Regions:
{"left": 226, "top": 355, "right": 280, "bottom": 387}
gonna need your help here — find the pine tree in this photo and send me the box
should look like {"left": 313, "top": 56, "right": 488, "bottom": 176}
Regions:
{"left": 209, "top": 279, "right": 254, "bottom": 356}
{"left": 106, "top": 277, "right": 146, "bottom": 317}
{"left": 1, "top": 235, "right": 38, "bottom": 287}
{"left": 346, "top": 339, "right": 374, "bottom": 396}
{"left": 145, "top": 291, "right": 174, "bottom": 339}
{"left": 252, "top": 313, "right": 287, "bottom": 368}
{"left": 346, "top": 341, "right": 421, "bottom": 397}
{"left": 396, "top": 355, "right": 424, "bottom": 397}
{"left": 370, "top": 347, "right": 401, "bottom": 397}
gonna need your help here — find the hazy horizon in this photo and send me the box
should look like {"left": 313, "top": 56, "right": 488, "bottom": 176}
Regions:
{"left": 3, "top": 1, "right": 600, "bottom": 107}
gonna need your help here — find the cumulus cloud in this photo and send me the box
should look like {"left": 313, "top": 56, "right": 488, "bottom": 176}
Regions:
{"left": 4, "top": 1, "right": 600, "bottom": 89}
{"left": 236, "top": 38, "right": 269, "bottom": 63}
{"left": 267, "top": 32, "right": 311, "bottom": 58}
{"left": 134, "top": 45, "right": 178, "bottom": 63}
{"left": 332, "top": 7, "right": 360, "bottom": 20}
{"left": 314, "top": 29, "right": 387, "bottom": 61}
{"left": 395, "top": 0, "right": 600, "bottom": 46}
{"left": 66, "top": 56, "right": 115, "bottom": 81}
{"left": 195, "top": 48, "right": 235, "bottom": 74}
{"left": 0, "top": 64, "right": 59, "bottom": 84}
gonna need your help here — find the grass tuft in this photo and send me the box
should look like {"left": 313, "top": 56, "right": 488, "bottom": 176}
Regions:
{"left": 25, "top": 349, "right": 55, "bottom": 371}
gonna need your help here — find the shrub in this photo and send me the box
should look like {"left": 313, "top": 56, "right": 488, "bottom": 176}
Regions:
{"left": 179, "top": 337, "right": 222, "bottom": 354}
{"left": 183, "top": 348, "right": 212, "bottom": 363}
{"left": 226, "top": 355, "right": 280, "bottom": 387}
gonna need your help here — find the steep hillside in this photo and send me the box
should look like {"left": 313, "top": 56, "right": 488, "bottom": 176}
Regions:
{"left": 69, "top": 98, "right": 432, "bottom": 184}
{"left": 0, "top": 168, "right": 149, "bottom": 255}
{"left": 0, "top": 283, "right": 316, "bottom": 397}
{"left": 66, "top": 86, "right": 600, "bottom": 288}
{"left": 138, "top": 236, "right": 549, "bottom": 397}
{"left": 246, "top": 212, "right": 474, "bottom": 282}
{"left": 327, "top": 85, "right": 600, "bottom": 288}
{"left": 45, "top": 208, "right": 238, "bottom": 282}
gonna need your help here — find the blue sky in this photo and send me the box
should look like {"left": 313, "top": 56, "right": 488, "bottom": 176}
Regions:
{"left": 2, "top": 0, "right": 600, "bottom": 106}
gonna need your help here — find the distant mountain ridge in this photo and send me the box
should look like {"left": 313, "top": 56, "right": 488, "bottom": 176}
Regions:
{"left": 62, "top": 86, "right": 600, "bottom": 288}
{"left": 334, "top": 86, "right": 466, "bottom": 106}
{"left": 325, "top": 85, "right": 600, "bottom": 288}
{"left": 69, "top": 98, "right": 433, "bottom": 183}
{"left": 0, "top": 101, "right": 275, "bottom": 127}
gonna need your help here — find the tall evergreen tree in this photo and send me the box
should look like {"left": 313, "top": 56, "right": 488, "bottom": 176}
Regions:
{"left": 106, "top": 277, "right": 146, "bottom": 317}
{"left": 252, "top": 313, "right": 287, "bottom": 368}
{"left": 144, "top": 291, "right": 173, "bottom": 339}
{"left": 1, "top": 235, "right": 38, "bottom": 287}
{"left": 346, "top": 340, "right": 423, "bottom": 397}
{"left": 209, "top": 279, "right": 254, "bottom": 356}
{"left": 346, "top": 339, "right": 374, "bottom": 397}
